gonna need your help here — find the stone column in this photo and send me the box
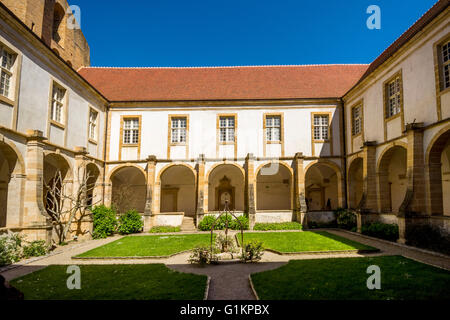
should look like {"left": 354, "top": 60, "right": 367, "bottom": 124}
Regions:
{"left": 5, "top": 173, "right": 26, "bottom": 228}
{"left": 143, "top": 155, "right": 156, "bottom": 231}
{"left": 73, "top": 147, "right": 93, "bottom": 238}
{"left": 361, "top": 141, "right": 378, "bottom": 212}
{"left": 397, "top": 122, "right": 426, "bottom": 244}
{"left": 293, "top": 152, "right": 307, "bottom": 225}
{"left": 23, "top": 130, "right": 52, "bottom": 242}
{"left": 245, "top": 153, "right": 256, "bottom": 229}
{"left": 195, "top": 154, "right": 207, "bottom": 227}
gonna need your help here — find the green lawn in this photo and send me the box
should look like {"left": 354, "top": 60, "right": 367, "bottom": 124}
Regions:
{"left": 251, "top": 256, "right": 450, "bottom": 300}
{"left": 77, "top": 234, "right": 213, "bottom": 257}
{"left": 240, "top": 231, "right": 377, "bottom": 253}
{"left": 10, "top": 264, "right": 206, "bottom": 300}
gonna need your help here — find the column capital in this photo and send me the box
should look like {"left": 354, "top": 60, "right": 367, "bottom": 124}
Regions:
{"left": 405, "top": 122, "right": 424, "bottom": 132}
{"left": 246, "top": 153, "right": 256, "bottom": 161}
{"left": 25, "top": 129, "right": 47, "bottom": 143}
{"left": 146, "top": 155, "right": 157, "bottom": 164}
{"left": 74, "top": 146, "right": 89, "bottom": 158}
{"left": 294, "top": 152, "right": 304, "bottom": 160}
{"left": 362, "top": 141, "right": 377, "bottom": 147}
{"left": 197, "top": 154, "right": 205, "bottom": 163}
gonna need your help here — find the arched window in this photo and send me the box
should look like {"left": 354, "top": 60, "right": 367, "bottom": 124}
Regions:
{"left": 52, "top": 3, "right": 65, "bottom": 43}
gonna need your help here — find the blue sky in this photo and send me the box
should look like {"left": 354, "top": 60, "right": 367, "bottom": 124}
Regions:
{"left": 73, "top": 0, "right": 438, "bottom": 67}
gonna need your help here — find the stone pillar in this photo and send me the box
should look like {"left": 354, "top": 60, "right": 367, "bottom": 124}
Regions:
{"left": 72, "top": 147, "right": 91, "bottom": 238}
{"left": 5, "top": 173, "right": 26, "bottom": 228}
{"left": 143, "top": 155, "right": 156, "bottom": 231}
{"left": 293, "top": 152, "right": 307, "bottom": 225}
{"left": 397, "top": 122, "right": 426, "bottom": 244}
{"left": 195, "top": 154, "right": 207, "bottom": 227}
{"left": 361, "top": 141, "right": 378, "bottom": 212}
{"left": 23, "top": 130, "right": 52, "bottom": 242}
{"left": 245, "top": 153, "right": 256, "bottom": 229}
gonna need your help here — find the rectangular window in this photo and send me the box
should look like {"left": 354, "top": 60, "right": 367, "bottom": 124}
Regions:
{"left": 313, "top": 115, "right": 329, "bottom": 140}
{"left": 51, "top": 84, "right": 65, "bottom": 124}
{"left": 266, "top": 115, "right": 281, "bottom": 142}
{"left": 123, "top": 118, "right": 139, "bottom": 144}
{"left": 89, "top": 109, "right": 98, "bottom": 141}
{"left": 219, "top": 116, "right": 235, "bottom": 142}
{"left": 385, "top": 76, "right": 402, "bottom": 118}
{"left": 0, "top": 47, "right": 16, "bottom": 98}
{"left": 441, "top": 41, "right": 450, "bottom": 90}
{"left": 352, "top": 105, "right": 362, "bottom": 136}
{"left": 171, "top": 117, "right": 187, "bottom": 143}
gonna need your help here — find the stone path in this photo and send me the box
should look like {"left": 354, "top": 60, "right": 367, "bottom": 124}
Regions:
{"left": 1, "top": 230, "right": 449, "bottom": 300}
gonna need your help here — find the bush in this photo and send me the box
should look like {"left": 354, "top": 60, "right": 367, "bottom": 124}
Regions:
{"left": 91, "top": 205, "right": 117, "bottom": 239}
{"left": 334, "top": 208, "right": 356, "bottom": 230}
{"left": 361, "top": 222, "right": 399, "bottom": 242}
{"left": 240, "top": 240, "right": 264, "bottom": 263}
{"left": 149, "top": 226, "right": 181, "bottom": 233}
{"left": 198, "top": 214, "right": 249, "bottom": 231}
{"left": 216, "top": 233, "right": 235, "bottom": 252}
{"left": 188, "top": 246, "right": 216, "bottom": 265}
{"left": 254, "top": 222, "right": 302, "bottom": 231}
{"left": 307, "top": 221, "right": 337, "bottom": 229}
{"left": 117, "top": 209, "right": 143, "bottom": 235}
{"left": 22, "top": 240, "right": 48, "bottom": 258}
{"left": 230, "top": 216, "right": 249, "bottom": 230}
{"left": 406, "top": 224, "right": 450, "bottom": 256}
{"left": 0, "top": 232, "right": 23, "bottom": 266}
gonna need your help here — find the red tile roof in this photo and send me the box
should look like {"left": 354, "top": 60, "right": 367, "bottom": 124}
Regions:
{"left": 78, "top": 65, "right": 369, "bottom": 102}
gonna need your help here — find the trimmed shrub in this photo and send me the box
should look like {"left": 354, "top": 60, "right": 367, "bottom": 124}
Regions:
{"left": 0, "top": 232, "right": 23, "bottom": 266}
{"left": 307, "top": 221, "right": 337, "bottom": 229}
{"left": 198, "top": 215, "right": 249, "bottom": 231}
{"left": 361, "top": 222, "right": 399, "bottom": 242}
{"left": 334, "top": 208, "right": 357, "bottom": 230}
{"left": 240, "top": 240, "right": 264, "bottom": 263}
{"left": 22, "top": 240, "right": 48, "bottom": 258}
{"left": 254, "top": 222, "right": 302, "bottom": 231}
{"left": 91, "top": 205, "right": 117, "bottom": 239}
{"left": 406, "top": 224, "right": 450, "bottom": 256}
{"left": 117, "top": 210, "right": 143, "bottom": 235}
{"left": 149, "top": 226, "right": 181, "bottom": 233}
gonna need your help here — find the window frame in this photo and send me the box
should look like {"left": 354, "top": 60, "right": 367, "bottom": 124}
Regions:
{"left": 50, "top": 83, "right": 66, "bottom": 125}
{"left": 88, "top": 107, "right": 99, "bottom": 144}
{"left": 218, "top": 115, "right": 236, "bottom": 144}
{"left": 383, "top": 71, "right": 404, "bottom": 121}
{"left": 351, "top": 103, "right": 363, "bottom": 137}
{"left": 311, "top": 113, "right": 331, "bottom": 142}
{"left": 0, "top": 44, "right": 19, "bottom": 105}
{"left": 439, "top": 39, "right": 450, "bottom": 91}
{"left": 122, "top": 117, "right": 140, "bottom": 145}
{"left": 169, "top": 116, "right": 188, "bottom": 145}
{"left": 119, "top": 115, "right": 142, "bottom": 161}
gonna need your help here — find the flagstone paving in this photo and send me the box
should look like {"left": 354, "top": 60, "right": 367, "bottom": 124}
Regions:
{"left": 1, "top": 229, "right": 449, "bottom": 300}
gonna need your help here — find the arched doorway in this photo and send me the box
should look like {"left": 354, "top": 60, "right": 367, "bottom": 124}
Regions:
{"left": 85, "top": 163, "right": 100, "bottom": 207}
{"left": 43, "top": 153, "right": 72, "bottom": 216}
{"left": 159, "top": 165, "right": 196, "bottom": 216}
{"left": 208, "top": 164, "right": 244, "bottom": 211}
{"left": 305, "top": 162, "right": 340, "bottom": 211}
{"left": 256, "top": 162, "right": 292, "bottom": 210}
{"left": 378, "top": 146, "right": 407, "bottom": 213}
{"left": 348, "top": 158, "right": 363, "bottom": 209}
{"left": 111, "top": 166, "right": 146, "bottom": 213}
{"left": 427, "top": 128, "right": 450, "bottom": 216}
{"left": 0, "top": 141, "right": 23, "bottom": 228}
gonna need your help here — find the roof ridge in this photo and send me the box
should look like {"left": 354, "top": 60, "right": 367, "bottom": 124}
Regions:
{"left": 79, "top": 64, "right": 369, "bottom": 70}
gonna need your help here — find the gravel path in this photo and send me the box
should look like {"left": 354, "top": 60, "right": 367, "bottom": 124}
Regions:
{"left": 1, "top": 230, "right": 449, "bottom": 300}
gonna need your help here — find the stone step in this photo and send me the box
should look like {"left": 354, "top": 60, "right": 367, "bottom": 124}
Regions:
{"left": 181, "top": 217, "right": 197, "bottom": 231}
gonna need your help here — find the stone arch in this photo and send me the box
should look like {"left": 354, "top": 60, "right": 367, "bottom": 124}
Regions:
{"left": 256, "top": 161, "right": 293, "bottom": 210}
{"left": 52, "top": 2, "right": 66, "bottom": 44}
{"left": 106, "top": 164, "right": 146, "bottom": 183}
{"left": 206, "top": 162, "right": 245, "bottom": 182}
{"left": 207, "top": 163, "right": 245, "bottom": 211}
{"left": 158, "top": 164, "right": 196, "bottom": 216}
{"left": 377, "top": 145, "right": 407, "bottom": 213}
{"left": 304, "top": 160, "right": 343, "bottom": 211}
{"left": 109, "top": 165, "right": 147, "bottom": 213}
{"left": 0, "top": 140, "right": 25, "bottom": 228}
{"left": 347, "top": 157, "right": 364, "bottom": 209}
{"left": 156, "top": 163, "right": 196, "bottom": 185}
{"left": 425, "top": 125, "right": 450, "bottom": 216}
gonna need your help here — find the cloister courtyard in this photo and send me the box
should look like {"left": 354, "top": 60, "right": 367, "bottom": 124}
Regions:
{"left": 2, "top": 226, "right": 449, "bottom": 300}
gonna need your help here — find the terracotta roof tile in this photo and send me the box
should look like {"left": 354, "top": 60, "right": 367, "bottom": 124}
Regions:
{"left": 78, "top": 65, "right": 369, "bottom": 102}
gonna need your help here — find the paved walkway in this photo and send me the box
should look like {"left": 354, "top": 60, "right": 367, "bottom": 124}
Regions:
{"left": 1, "top": 230, "right": 449, "bottom": 300}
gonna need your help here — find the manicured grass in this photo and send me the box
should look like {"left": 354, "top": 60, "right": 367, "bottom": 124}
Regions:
{"left": 149, "top": 226, "right": 181, "bottom": 233}
{"left": 251, "top": 256, "right": 450, "bottom": 300}
{"left": 253, "top": 222, "right": 302, "bottom": 231}
{"left": 77, "top": 234, "right": 213, "bottom": 257}
{"left": 240, "top": 231, "right": 376, "bottom": 252}
{"left": 10, "top": 264, "right": 206, "bottom": 300}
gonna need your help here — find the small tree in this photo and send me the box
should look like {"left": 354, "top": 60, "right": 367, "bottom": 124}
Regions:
{"left": 111, "top": 183, "right": 138, "bottom": 214}
{"left": 44, "top": 163, "right": 99, "bottom": 244}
